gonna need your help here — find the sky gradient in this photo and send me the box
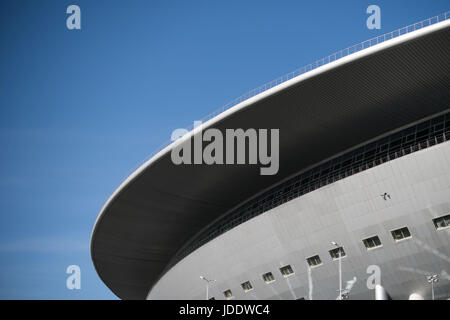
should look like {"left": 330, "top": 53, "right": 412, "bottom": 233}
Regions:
{"left": 0, "top": 0, "right": 448, "bottom": 299}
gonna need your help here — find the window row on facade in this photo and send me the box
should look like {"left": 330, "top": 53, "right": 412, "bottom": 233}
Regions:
{"left": 218, "top": 214, "right": 449, "bottom": 299}
{"left": 177, "top": 112, "right": 450, "bottom": 263}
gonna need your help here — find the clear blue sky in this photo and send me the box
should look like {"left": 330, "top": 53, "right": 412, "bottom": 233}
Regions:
{"left": 0, "top": 0, "right": 448, "bottom": 299}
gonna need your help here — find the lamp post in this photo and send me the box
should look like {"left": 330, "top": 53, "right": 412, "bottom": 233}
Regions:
{"left": 331, "top": 241, "right": 342, "bottom": 300}
{"left": 200, "top": 276, "right": 216, "bottom": 300}
{"left": 427, "top": 274, "right": 439, "bottom": 300}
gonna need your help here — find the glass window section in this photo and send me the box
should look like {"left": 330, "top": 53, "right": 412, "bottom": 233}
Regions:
{"left": 391, "top": 227, "right": 411, "bottom": 241}
{"left": 174, "top": 113, "right": 450, "bottom": 266}
{"left": 433, "top": 214, "right": 450, "bottom": 229}
{"left": 280, "top": 265, "right": 294, "bottom": 277}
{"left": 329, "top": 247, "right": 346, "bottom": 259}
{"left": 363, "top": 236, "right": 382, "bottom": 249}
{"left": 223, "top": 290, "right": 233, "bottom": 299}
{"left": 241, "top": 281, "right": 253, "bottom": 292}
{"left": 307, "top": 255, "right": 322, "bottom": 267}
{"left": 262, "top": 272, "right": 275, "bottom": 283}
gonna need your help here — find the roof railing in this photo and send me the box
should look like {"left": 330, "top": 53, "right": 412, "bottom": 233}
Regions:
{"left": 125, "top": 11, "right": 450, "bottom": 178}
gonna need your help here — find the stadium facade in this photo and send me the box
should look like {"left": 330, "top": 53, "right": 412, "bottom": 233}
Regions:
{"left": 91, "top": 14, "right": 450, "bottom": 300}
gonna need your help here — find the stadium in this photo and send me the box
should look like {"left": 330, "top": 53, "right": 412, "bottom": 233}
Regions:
{"left": 91, "top": 13, "right": 450, "bottom": 300}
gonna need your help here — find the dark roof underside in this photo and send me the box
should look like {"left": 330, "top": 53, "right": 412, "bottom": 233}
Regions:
{"left": 91, "top": 25, "right": 450, "bottom": 299}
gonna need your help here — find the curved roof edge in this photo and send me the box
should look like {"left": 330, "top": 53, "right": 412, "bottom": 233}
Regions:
{"left": 91, "top": 17, "right": 450, "bottom": 243}
{"left": 91, "top": 16, "right": 450, "bottom": 299}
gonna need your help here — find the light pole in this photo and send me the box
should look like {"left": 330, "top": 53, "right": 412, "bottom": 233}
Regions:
{"left": 200, "top": 276, "right": 216, "bottom": 300}
{"left": 427, "top": 274, "right": 439, "bottom": 300}
{"left": 331, "top": 241, "right": 342, "bottom": 300}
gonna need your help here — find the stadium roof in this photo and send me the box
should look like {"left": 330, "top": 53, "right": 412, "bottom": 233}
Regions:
{"left": 91, "top": 17, "right": 450, "bottom": 299}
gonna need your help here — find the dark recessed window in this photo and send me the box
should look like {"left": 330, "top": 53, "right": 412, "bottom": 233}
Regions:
{"left": 223, "top": 289, "right": 233, "bottom": 300}
{"left": 306, "top": 255, "right": 322, "bottom": 267}
{"left": 262, "top": 272, "right": 275, "bottom": 283}
{"left": 433, "top": 214, "right": 450, "bottom": 230}
{"left": 241, "top": 281, "right": 253, "bottom": 292}
{"left": 391, "top": 227, "right": 411, "bottom": 241}
{"left": 362, "top": 236, "right": 382, "bottom": 249}
{"left": 280, "top": 265, "right": 294, "bottom": 277}
{"left": 329, "top": 247, "right": 346, "bottom": 260}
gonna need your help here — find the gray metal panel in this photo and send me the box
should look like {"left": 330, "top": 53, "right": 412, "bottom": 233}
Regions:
{"left": 91, "top": 23, "right": 450, "bottom": 299}
{"left": 149, "top": 142, "right": 450, "bottom": 300}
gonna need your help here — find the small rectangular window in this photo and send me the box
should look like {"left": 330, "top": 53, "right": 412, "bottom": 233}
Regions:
{"left": 362, "top": 236, "right": 382, "bottom": 249}
{"left": 223, "top": 289, "right": 233, "bottom": 300}
{"left": 329, "top": 247, "right": 346, "bottom": 260}
{"left": 280, "top": 265, "right": 294, "bottom": 277}
{"left": 306, "top": 255, "right": 322, "bottom": 267}
{"left": 241, "top": 281, "right": 253, "bottom": 292}
{"left": 391, "top": 227, "right": 411, "bottom": 241}
{"left": 433, "top": 214, "right": 450, "bottom": 230}
{"left": 262, "top": 272, "right": 275, "bottom": 283}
